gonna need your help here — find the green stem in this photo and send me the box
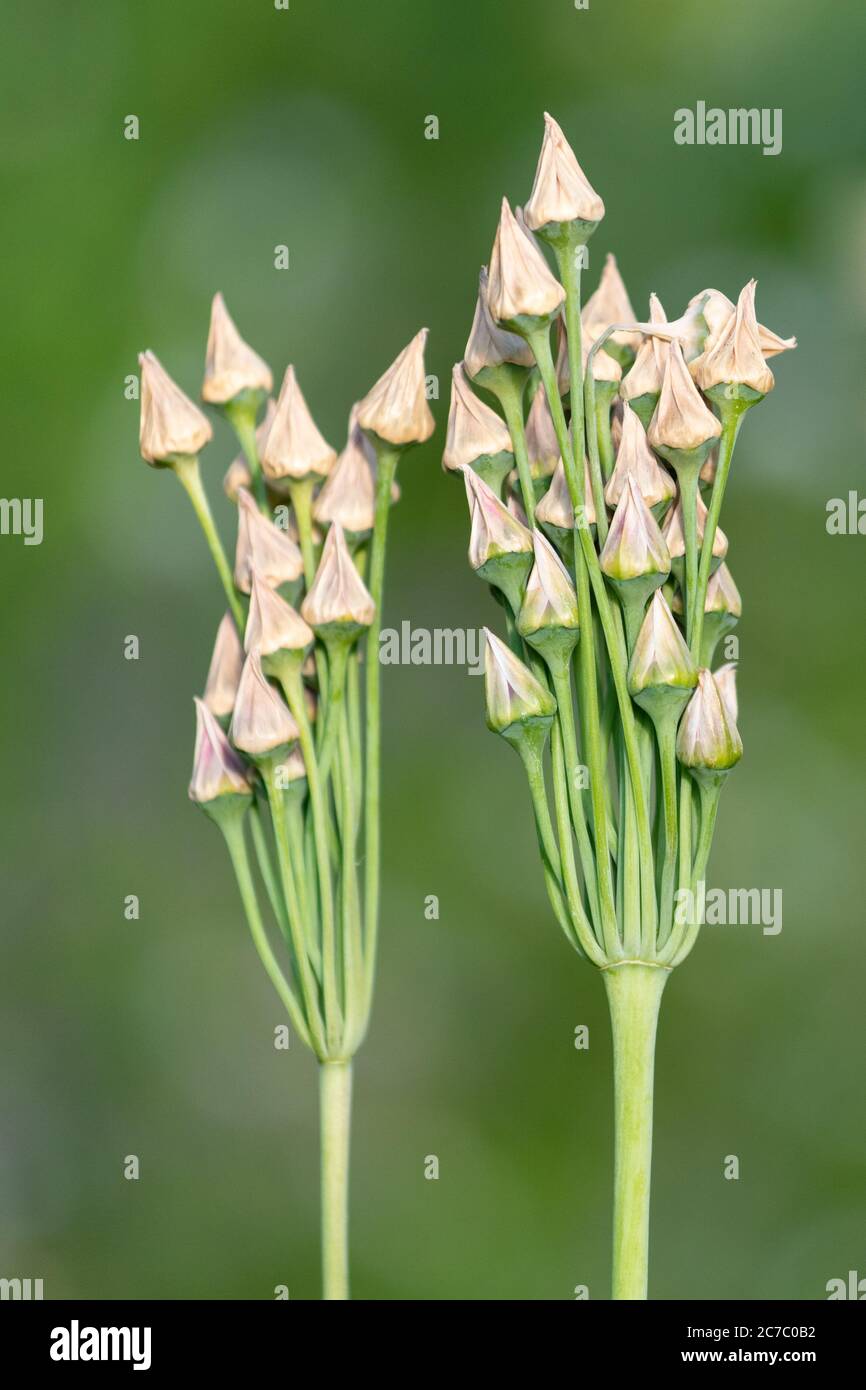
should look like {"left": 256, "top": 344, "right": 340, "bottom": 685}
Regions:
{"left": 604, "top": 962, "right": 668, "bottom": 1300}
{"left": 494, "top": 376, "right": 535, "bottom": 525}
{"left": 679, "top": 466, "right": 700, "bottom": 647}
{"left": 551, "top": 667, "right": 601, "bottom": 934}
{"left": 173, "top": 455, "right": 245, "bottom": 629}
{"left": 288, "top": 477, "right": 318, "bottom": 588}
{"left": 319, "top": 1059, "right": 352, "bottom": 1300}
{"left": 691, "top": 399, "right": 747, "bottom": 660}
{"left": 655, "top": 716, "right": 680, "bottom": 946}
{"left": 225, "top": 398, "right": 268, "bottom": 513}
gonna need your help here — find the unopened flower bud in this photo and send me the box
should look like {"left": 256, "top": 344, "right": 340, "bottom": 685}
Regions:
{"left": 483, "top": 627, "right": 556, "bottom": 745}
{"left": 676, "top": 668, "right": 743, "bottom": 781}
{"left": 627, "top": 590, "right": 698, "bottom": 722}
{"left": 261, "top": 365, "right": 336, "bottom": 482}
{"left": 464, "top": 467, "right": 534, "bottom": 613}
{"left": 581, "top": 254, "right": 642, "bottom": 364}
{"left": 621, "top": 293, "right": 668, "bottom": 426}
{"left": 701, "top": 561, "right": 742, "bottom": 666}
{"left": 713, "top": 661, "right": 738, "bottom": 725}
{"left": 189, "top": 697, "right": 253, "bottom": 812}
{"left": 245, "top": 571, "right": 314, "bottom": 661}
{"left": 231, "top": 651, "right": 299, "bottom": 759}
{"left": 517, "top": 530, "right": 580, "bottom": 671}
{"left": 356, "top": 328, "right": 435, "bottom": 448}
{"left": 523, "top": 111, "right": 605, "bottom": 240}
{"left": 464, "top": 267, "right": 535, "bottom": 382}
{"left": 313, "top": 415, "right": 377, "bottom": 538}
{"left": 647, "top": 340, "right": 721, "bottom": 465}
{"left": 234, "top": 488, "right": 304, "bottom": 593}
{"left": 487, "top": 198, "right": 565, "bottom": 330}
{"left": 202, "top": 293, "right": 272, "bottom": 405}
{"left": 600, "top": 475, "right": 670, "bottom": 585}
{"left": 690, "top": 280, "right": 774, "bottom": 399}
{"left": 442, "top": 363, "right": 513, "bottom": 489}
{"left": 536, "top": 457, "right": 596, "bottom": 555}
{"left": 605, "top": 403, "right": 676, "bottom": 518}
{"left": 300, "top": 522, "right": 375, "bottom": 640}
{"left": 203, "top": 611, "right": 244, "bottom": 720}
{"left": 661, "top": 490, "right": 728, "bottom": 587}
{"left": 138, "top": 350, "right": 213, "bottom": 466}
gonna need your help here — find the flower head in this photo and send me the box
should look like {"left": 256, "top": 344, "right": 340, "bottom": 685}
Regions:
{"left": 647, "top": 340, "right": 722, "bottom": 456}
{"left": 313, "top": 412, "right": 378, "bottom": 536}
{"left": 203, "top": 612, "right": 244, "bottom": 719}
{"left": 690, "top": 280, "right": 774, "bottom": 396}
{"left": 234, "top": 488, "right": 304, "bottom": 593}
{"left": 442, "top": 364, "right": 513, "bottom": 473}
{"left": 676, "top": 668, "right": 743, "bottom": 775}
{"left": 517, "top": 530, "right": 580, "bottom": 664}
{"left": 483, "top": 628, "right": 557, "bottom": 737}
{"left": 189, "top": 697, "right": 253, "bottom": 806}
{"left": 689, "top": 287, "right": 796, "bottom": 359}
{"left": 300, "top": 522, "right": 375, "bottom": 636}
{"left": 202, "top": 292, "right": 272, "bottom": 405}
{"left": 138, "top": 350, "right": 213, "bottom": 465}
{"left": 356, "top": 329, "right": 435, "bottom": 447}
{"left": 524, "top": 112, "right": 605, "bottom": 234}
{"left": 231, "top": 651, "right": 299, "bottom": 758}
{"left": 487, "top": 198, "right": 565, "bottom": 327}
{"left": 464, "top": 467, "right": 533, "bottom": 570}
{"left": 464, "top": 268, "right": 535, "bottom": 380}
{"left": 262, "top": 365, "right": 336, "bottom": 482}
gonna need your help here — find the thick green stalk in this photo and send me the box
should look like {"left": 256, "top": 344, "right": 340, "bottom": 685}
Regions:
{"left": 319, "top": 1059, "right": 352, "bottom": 1300}
{"left": 604, "top": 963, "right": 668, "bottom": 1299}
{"left": 173, "top": 455, "right": 245, "bottom": 629}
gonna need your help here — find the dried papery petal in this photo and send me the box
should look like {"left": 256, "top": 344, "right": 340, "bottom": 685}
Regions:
{"left": 203, "top": 612, "right": 244, "bottom": 718}
{"left": 676, "top": 668, "right": 742, "bottom": 773}
{"left": 190, "top": 697, "right": 253, "bottom": 803}
{"left": 301, "top": 522, "right": 375, "bottom": 633}
{"left": 139, "top": 350, "right": 213, "bottom": 465}
{"left": 600, "top": 476, "right": 670, "bottom": 583}
{"left": 524, "top": 111, "right": 605, "bottom": 232}
{"left": 605, "top": 404, "right": 676, "bottom": 513}
{"left": 442, "top": 363, "right": 513, "bottom": 472}
{"left": 356, "top": 328, "right": 435, "bottom": 447}
{"left": 202, "top": 292, "right": 272, "bottom": 405}
{"left": 464, "top": 267, "right": 535, "bottom": 379}
{"left": 689, "top": 286, "right": 796, "bottom": 359}
{"left": 647, "top": 340, "right": 721, "bottom": 455}
{"left": 245, "top": 572, "right": 314, "bottom": 657}
{"left": 661, "top": 491, "right": 728, "bottom": 563}
{"left": 483, "top": 627, "right": 556, "bottom": 735}
{"left": 230, "top": 651, "right": 299, "bottom": 758}
{"left": 690, "top": 280, "right": 774, "bottom": 396}
{"left": 262, "top": 365, "right": 336, "bottom": 481}
{"left": 581, "top": 253, "right": 642, "bottom": 356}
{"left": 234, "top": 488, "right": 304, "bottom": 592}
{"left": 714, "top": 661, "right": 738, "bottom": 724}
{"left": 487, "top": 198, "right": 565, "bottom": 326}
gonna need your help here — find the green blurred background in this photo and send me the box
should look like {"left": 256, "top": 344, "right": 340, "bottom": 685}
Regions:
{"left": 2, "top": 0, "right": 864, "bottom": 1300}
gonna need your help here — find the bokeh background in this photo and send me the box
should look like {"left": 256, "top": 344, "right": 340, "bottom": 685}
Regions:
{"left": 2, "top": 0, "right": 864, "bottom": 1300}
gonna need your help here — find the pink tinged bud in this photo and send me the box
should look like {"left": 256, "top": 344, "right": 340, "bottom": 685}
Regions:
{"left": 705, "top": 562, "right": 742, "bottom": 617}
{"left": 313, "top": 418, "right": 377, "bottom": 536}
{"left": 203, "top": 612, "right": 244, "bottom": 719}
{"left": 442, "top": 363, "right": 513, "bottom": 472}
{"left": 581, "top": 253, "right": 642, "bottom": 356}
{"left": 523, "top": 386, "right": 561, "bottom": 477}
{"left": 138, "top": 350, "right": 213, "bottom": 465}
{"left": 300, "top": 522, "right": 375, "bottom": 634}
{"left": 356, "top": 328, "right": 435, "bottom": 447}
{"left": 464, "top": 467, "right": 533, "bottom": 570}
{"left": 689, "top": 280, "right": 774, "bottom": 396}
{"left": 661, "top": 491, "right": 729, "bottom": 565}
{"left": 628, "top": 591, "right": 698, "bottom": 701}
{"left": 604, "top": 404, "right": 676, "bottom": 513}
{"left": 536, "top": 457, "right": 596, "bottom": 534}
{"left": 233, "top": 488, "right": 304, "bottom": 593}
{"left": 189, "top": 697, "right": 253, "bottom": 804}
{"left": 600, "top": 476, "right": 670, "bottom": 583}
{"left": 621, "top": 293, "right": 669, "bottom": 401}
{"left": 507, "top": 493, "right": 530, "bottom": 528}
{"left": 524, "top": 111, "right": 605, "bottom": 232}
{"left": 230, "top": 651, "right": 299, "bottom": 758}
{"left": 464, "top": 267, "right": 535, "bottom": 379}
{"left": 517, "top": 530, "right": 580, "bottom": 658}
{"left": 201, "top": 292, "right": 273, "bottom": 405}
{"left": 261, "top": 365, "right": 336, "bottom": 482}
{"left": 245, "top": 572, "right": 314, "bottom": 657}
{"left": 486, "top": 198, "right": 565, "bottom": 326}
{"left": 483, "top": 627, "right": 556, "bottom": 737}
{"left": 676, "top": 668, "right": 743, "bottom": 775}
{"left": 714, "top": 661, "right": 738, "bottom": 724}
{"left": 647, "top": 340, "right": 722, "bottom": 456}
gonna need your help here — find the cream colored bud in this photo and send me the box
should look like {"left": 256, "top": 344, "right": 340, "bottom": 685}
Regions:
{"left": 356, "top": 328, "right": 435, "bottom": 447}
{"left": 203, "top": 612, "right": 244, "bottom": 719}
{"left": 628, "top": 591, "right": 698, "bottom": 700}
{"left": 483, "top": 628, "right": 556, "bottom": 736}
{"left": 464, "top": 467, "right": 533, "bottom": 571}
{"left": 676, "top": 668, "right": 743, "bottom": 774}
{"left": 261, "top": 365, "right": 336, "bottom": 482}
{"left": 138, "top": 350, "right": 213, "bottom": 465}
{"left": 234, "top": 488, "right": 304, "bottom": 593}
{"left": 245, "top": 572, "right": 314, "bottom": 657}
{"left": 202, "top": 292, "right": 272, "bottom": 405}
{"left": 507, "top": 493, "right": 530, "bottom": 528}
{"left": 600, "top": 476, "right": 670, "bottom": 583}
{"left": 442, "top": 363, "right": 513, "bottom": 472}
{"left": 189, "top": 697, "right": 253, "bottom": 804}
{"left": 647, "top": 341, "right": 722, "bottom": 455}
{"left": 690, "top": 280, "right": 774, "bottom": 396}
{"left": 487, "top": 198, "right": 565, "bottom": 326}
{"left": 313, "top": 418, "right": 377, "bottom": 535}
{"left": 706, "top": 562, "right": 742, "bottom": 617}
{"left": 621, "top": 293, "right": 668, "bottom": 401}
{"left": 517, "top": 530, "right": 580, "bottom": 641}
{"left": 300, "top": 522, "right": 375, "bottom": 634}
{"left": 464, "top": 267, "right": 535, "bottom": 379}
{"left": 536, "top": 457, "right": 596, "bottom": 531}
{"left": 714, "top": 661, "right": 738, "bottom": 724}
{"left": 524, "top": 112, "right": 605, "bottom": 232}
{"left": 524, "top": 386, "right": 560, "bottom": 476}
{"left": 661, "top": 492, "right": 728, "bottom": 564}
{"left": 230, "top": 652, "right": 299, "bottom": 758}
{"left": 581, "top": 254, "right": 642, "bottom": 355}
{"left": 604, "top": 404, "right": 676, "bottom": 513}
